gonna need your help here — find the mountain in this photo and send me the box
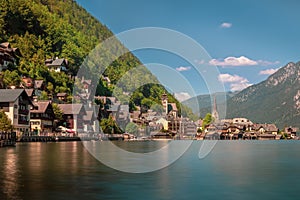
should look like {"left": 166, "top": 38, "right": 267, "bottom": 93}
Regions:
{"left": 226, "top": 62, "right": 300, "bottom": 128}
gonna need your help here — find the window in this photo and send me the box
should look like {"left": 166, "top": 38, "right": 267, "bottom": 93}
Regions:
{"left": 14, "top": 104, "right": 18, "bottom": 109}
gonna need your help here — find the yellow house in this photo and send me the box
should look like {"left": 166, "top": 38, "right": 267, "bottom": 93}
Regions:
{"left": 156, "top": 117, "right": 168, "bottom": 130}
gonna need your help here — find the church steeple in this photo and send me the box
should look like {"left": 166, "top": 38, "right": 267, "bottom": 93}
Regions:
{"left": 212, "top": 95, "right": 219, "bottom": 122}
{"left": 161, "top": 93, "right": 168, "bottom": 114}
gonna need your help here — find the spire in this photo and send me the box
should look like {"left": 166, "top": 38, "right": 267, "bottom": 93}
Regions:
{"left": 212, "top": 95, "right": 219, "bottom": 122}
{"left": 161, "top": 93, "right": 168, "bottom": 114}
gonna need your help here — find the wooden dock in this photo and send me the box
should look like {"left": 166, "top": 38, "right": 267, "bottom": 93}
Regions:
{"left": 0, "top": 132, "right": 16, "bottom": 147}
{"left": 18, "top": 135, "right": 81, "bottom": 142}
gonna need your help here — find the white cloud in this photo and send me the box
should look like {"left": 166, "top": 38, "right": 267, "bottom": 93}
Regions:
{"left": 220, "top": 22, "right": 232, "bottom": 28}
{"left": 259, "top": 68, "right": 279, "bottom": 75}
{"left": 176, "top": 66, "right": 191, "bottom": 72}
{"left": 218, "top": 73, "right": 252, "bottom": 92}
{"left": 174, "top": 92, "right": 191, "bottom": 102}
{"left": 210, "top": 56, "right": 258, "bottom": 67}
{"left": 210, "top": 56, "right": 280, "bottom": 67}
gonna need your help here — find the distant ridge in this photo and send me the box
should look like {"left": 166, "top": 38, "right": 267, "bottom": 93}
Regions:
{"left": 226, "top": 62, "right": 300, "bottom": 128}
{"left": 183, "top": 61, "right": 300, "bottom": 128}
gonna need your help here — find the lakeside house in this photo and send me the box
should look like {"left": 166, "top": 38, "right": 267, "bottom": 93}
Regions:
{"left": 30, "top": 101, "right": 54, "bottom": 135}
{"left": 58, "top": 103, "right": 86, "bottom": 134}
{"left": 0, "top": 89, "right": 32, "bottom": 137}
{"left": 284, "top": 127, "right": 298, "bottom": 139}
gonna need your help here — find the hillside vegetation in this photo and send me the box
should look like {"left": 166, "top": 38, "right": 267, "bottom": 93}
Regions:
{"left": 0, "top": 0, "right": 196, "bottom": 118}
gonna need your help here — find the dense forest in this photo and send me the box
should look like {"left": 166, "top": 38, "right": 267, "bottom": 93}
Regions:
{"left": 0, "top": 0, "right": 197, "bottom": 119}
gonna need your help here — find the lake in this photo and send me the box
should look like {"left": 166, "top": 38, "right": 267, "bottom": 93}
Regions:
{"left": 1, "top": 141, "right": 300, "bottom": 200}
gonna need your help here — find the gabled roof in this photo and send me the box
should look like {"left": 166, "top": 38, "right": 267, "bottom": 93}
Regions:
{"left": 25, "top": 89, "right": 34, "bottom": 97}
{"left": 58, "top": 104, "right": 85, "bottom": 115}
{"left": 34, "top": 80, "right": 44, "bottom": 89}
{"left": 0, "top": 42, "right": 10, "bottom": 48}
{"left": 0, "top": 89, "right": 26, "bottom": 102}
{"left": 51, "top": 58, "right": 66, "bottom": 66}
{"left": 31, "top": 101, "right": 52, "bottom": 113}
{"left": 168, "top": 103, "right": 178, "bottom": 112}
{"left": 45, "top": 58, "right": 68, "bottom": 67}
{"left": 253, "top": 123, "right": 278, "bottom": 132}
{"left": 0, "top": 42, "right": 21, "bottom": 56}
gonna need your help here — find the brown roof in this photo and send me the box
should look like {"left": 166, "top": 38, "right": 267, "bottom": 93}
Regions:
{"left": 168, "top": 103, "right": 178, "bottom": 111}
{"left": 58, "top": 104, "right": 85, "bottom": 115}
{"left": 253, "top": 123, "right": 278, "bottom": 132}
{"left": 0, "top": 42, "right": 10, "bottom": 48}
{"left": 57, "top": 93, "right": 67, "bottom": 97}
{"left": 31, "top": 101, "right": 52, "bottom": 113}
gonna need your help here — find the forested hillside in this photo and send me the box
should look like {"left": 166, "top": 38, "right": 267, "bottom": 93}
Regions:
{"left": 0, "top": 0, "right": 196, "bottom": 119}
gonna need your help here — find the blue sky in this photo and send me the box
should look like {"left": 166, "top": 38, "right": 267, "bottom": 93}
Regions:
{"left": 76, "top": 0, "right": 300, "bottom": 101}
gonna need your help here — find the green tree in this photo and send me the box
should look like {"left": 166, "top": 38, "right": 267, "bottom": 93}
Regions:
{"left": 100, "top": 115, "right": 123, "bottom": 134}
{"left": 0, "top": 111, "right": 14, "bottom": 132}
{"left": 125, "top": 122, "right": 139, "bottom": 135}
{"left": 3, "top": 70, "right": 21, "bottom": 88}
{"left": 202, "top": 113, "right": 213, "bottom": 130}
{"left": 38, "top": 91, "right": 48, "bottom": 100}
{"left": 52, "top": 103, "right": 63, "bottom": 121}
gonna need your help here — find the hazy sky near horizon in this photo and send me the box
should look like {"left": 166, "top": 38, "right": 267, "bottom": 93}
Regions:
{"left": 76, "top": 0, "right": 300, "bottom": 100}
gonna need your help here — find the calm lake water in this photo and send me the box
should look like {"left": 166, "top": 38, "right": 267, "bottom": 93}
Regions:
{"left": 1, "top": 141, "right": 300, "bottom": 200}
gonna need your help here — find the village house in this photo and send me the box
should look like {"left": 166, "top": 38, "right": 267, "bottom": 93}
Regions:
{"left": 56, "top": 93, "right": 68, "bottom": 102}
{"left": 58, "top": 104, "right": 86, "bottom": 134}
{"left": 0, "top": 42, "right": 20, "bottom": 71}
{"left": 253, "top": 123, "right": 278, "bottom": 135}
{"left": 0, "top": 89, "right": 32, "bottom": 136}
{"left": 30, "top": 101, "right": 54, "bottom": 135}
{"left": 284, "top": 127, "right": 298, "bottom": 139}
{"left": 82, "top": 102, "right": 99, "bottom": 134}
{"left": 34, "top": 80, "right": 45, "bottom": 96}
{"left": 156, "top": 117, "right": 169, "bottom": 130}
{"left": 25, "top": 89, "right": 35, "bottom": 101}
{"left": 45, "top": 57, "right": 68, "bottom": 72}
{"left": 81, "top": 78, "right": 92, "bottom": 94}
{"left": 178, "top": 118, "right": 197, "bottom": 138}
{"left": 83, "top": 110, "right": 96, "bottom": 133}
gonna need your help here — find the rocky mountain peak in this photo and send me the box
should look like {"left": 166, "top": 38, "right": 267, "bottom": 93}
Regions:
{"left": 226, "top": 61, "right": 300, "bottom": 128}
{"left": 267, "top": 62, "right": 300, "bottom": 87}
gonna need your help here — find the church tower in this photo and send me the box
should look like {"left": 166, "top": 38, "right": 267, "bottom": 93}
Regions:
{"left": 212, "top": 95, "right": 219, "bottom": 122}
{"left": 161, "top": 93, "right": 168, "bottom": 115}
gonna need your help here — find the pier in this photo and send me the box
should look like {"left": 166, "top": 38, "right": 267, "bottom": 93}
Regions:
{"left": 18, "top": 135, "right": 81, "bottom": 142}
{"left": 0, "top": 132, "right": 16, "bottom": 147}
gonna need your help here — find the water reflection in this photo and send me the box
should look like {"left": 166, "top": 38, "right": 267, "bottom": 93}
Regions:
{"left": 2, "top": 148, "right": 20, "bottom": 200}
{"left": 1, "top": 141, "right": 300, "bottom": 200}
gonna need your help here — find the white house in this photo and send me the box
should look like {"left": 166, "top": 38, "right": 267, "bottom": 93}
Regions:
{"left": 0, "top": 89, "right": 32, "bottom": 136}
